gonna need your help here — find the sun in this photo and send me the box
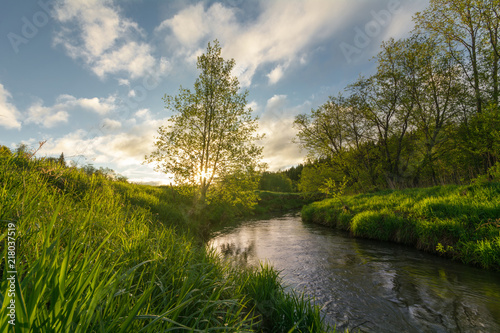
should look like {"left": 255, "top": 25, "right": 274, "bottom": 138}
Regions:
{"left": 196, "top": 168, "right": 213, "bottom": 184}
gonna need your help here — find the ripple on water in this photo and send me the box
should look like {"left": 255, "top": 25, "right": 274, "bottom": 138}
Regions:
{"left": 208, "top": 215, "right": 500, "bottom": 332}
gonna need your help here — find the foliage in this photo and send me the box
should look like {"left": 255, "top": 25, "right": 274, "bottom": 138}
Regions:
{"left": 295, "top": 0, "right": 500, "bottom": 194}
{"left": 146, "top": 40, "right": 264, "bottom": 207}
{"left": 298, "top": 162, "right": 340, "bottom": 197}
{"left": 252, "top": 191, "right": 315, "bottom": 216}
{"left": 319, "top": 176, "right": 348, "bottom": 203}
{"left": 0, "top": 151, "right": 330, "bottom": 332}
{"left": 259, "top": 171, "right": 293, "bottom": 192}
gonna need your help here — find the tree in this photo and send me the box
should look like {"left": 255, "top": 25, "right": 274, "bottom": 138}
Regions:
{"left": 414, "top": 0, "right": 500, "bottom": 114}
{"left": 259, "top": 172, "right": 293, "bottom": 192}
{"left": 146, "top": 40, "right": 264, "bottom": 206}
{"left": 414, "top": 0, "right": 500, "bottom": 175}
{"left": 348, "top": 39, "right": 414, "bottom": 188}
{"left": 293, "top": 95, "right": 357, "bottom": 180}
{"left": 58, "top": 152, "right": 66, "bottom": 166}
{"left": 298, "top": 161, "right": 339, "bottom": 196}
{"left": 399, "top": 34, "right": 463, "bottom": 185}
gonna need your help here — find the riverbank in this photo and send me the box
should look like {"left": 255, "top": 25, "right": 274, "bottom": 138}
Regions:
{"left": 301, "top": 183, "right": 500, "bottom": 270}
{"left": 253, "top": 191, "right": 316, "bottom": 216}
{"left": 0, "top": 153, "right": 328, "bottom": 332}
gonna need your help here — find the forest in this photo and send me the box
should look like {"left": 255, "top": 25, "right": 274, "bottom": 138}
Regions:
{"left": 290, "top": 0, "right": 500, "bottom": 195}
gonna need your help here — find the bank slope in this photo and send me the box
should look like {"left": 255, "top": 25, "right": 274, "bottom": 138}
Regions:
{"left": 0, "top": 153, "right": 328, "bottom": 332}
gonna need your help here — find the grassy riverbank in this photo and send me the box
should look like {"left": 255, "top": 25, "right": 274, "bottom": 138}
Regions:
{"left": 302, "top": 184, "right": 500, "bottom": 270}
{"left": 253, "top": 191, "right": 316, "bottom": 216}
{"left": 0, "top": 153, "right": 328, "bottom": 332}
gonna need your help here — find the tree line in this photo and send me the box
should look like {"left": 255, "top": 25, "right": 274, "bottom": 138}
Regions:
{"left": 294, "top": 0, "right": 500, "bottom": 193}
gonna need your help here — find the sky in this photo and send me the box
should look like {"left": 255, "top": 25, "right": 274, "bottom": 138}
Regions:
{"left": 1, "top": 0, "right": 430, "bottom": 185}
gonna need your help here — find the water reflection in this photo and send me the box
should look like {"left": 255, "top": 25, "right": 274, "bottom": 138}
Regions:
{"left": 208, "top": 214, "right": 500, "bottom": 332}
{"left": 219, "top": 241, "right": 256, "bottom": 266}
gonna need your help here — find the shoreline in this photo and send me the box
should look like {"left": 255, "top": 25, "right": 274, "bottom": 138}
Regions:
{"left": 300, "top": 183, "right": 500, "bottom": 271}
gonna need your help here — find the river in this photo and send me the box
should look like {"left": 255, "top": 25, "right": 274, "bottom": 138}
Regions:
{"left": 208, "top": 213, "right": 500, "bottom": 332}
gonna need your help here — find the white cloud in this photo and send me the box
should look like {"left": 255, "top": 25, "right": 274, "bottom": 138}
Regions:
{"left": 56, "top": 94, "right": 116, "bottom": 115}
{"left": 382, "top": 1, "right": 430, "bottom": 41}
{"left": 54, "top": 0, "right": 163, "bottom": 80}
{"left": 92, "top": 42, "right": 156, "bottom": 79}
{"left": 258, "top": 116, "right": 305, "bottom": 171}
{"left": 267, "top": 65, "right": 285, "bottom": 85}
{"left": 251, "top": 95, "right": 306, "bottom": 170}
{"left": 264, "top": 94, "right": 287, "bottom": 119}
{"left": 102, "top": 118, "right": 122, "bottom": 130}
{"left": 41, "top": 113, "right": 168, "bottom": 169}
{"left": 255, "top": 95, "right": 315, "bottom": 170}
{"left": 135, "top": 108, "right": 150, "bottom": 119}
{"left": 24, "top": 93, "right": 118, "bottom": 128}
{"left": 155, "top": 0, "right": 358, "bottom": 87}
{"left": 156, "top": 3, "right": 237, "bottom": 48}
{"left": 0, "top": 83, "right": 22, "bottom": 130}
{"left": 26, "top": 100, "right": 69, "bottom": 128}
{"left": 246, "top": 101, "right": 259, "bottom": 114}
{"left": 118, "top": 78, "right": 130, "bottom": 86}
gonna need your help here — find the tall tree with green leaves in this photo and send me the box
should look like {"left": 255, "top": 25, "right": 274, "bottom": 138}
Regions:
{"left": 414, "top": 0, "right": 500, "bottom": 174}
{"left": 349, "top": 38, "right": 414, "bottom": 187}
{"left": 414, "top": 0, "right": 500, "bottom": 113}
{"left": 293, "top": 95, "right": 354, "bottom": 176}
{"left": 146, "top": 40, "right": 264, "bottom": 206}
{"left": 400, "top": 34, "right": 463, "bottom": 184}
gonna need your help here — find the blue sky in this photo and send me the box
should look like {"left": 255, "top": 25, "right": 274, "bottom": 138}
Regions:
{"left": 1, "top": 0, "right": 429, "bottom": 184}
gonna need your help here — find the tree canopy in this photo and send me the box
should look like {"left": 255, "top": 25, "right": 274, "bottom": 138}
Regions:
{"left": 295, "top": 0, "right": 500, "bottom": 193}
{"left": 146, "top": 40, "right": 264, "bottom": 207}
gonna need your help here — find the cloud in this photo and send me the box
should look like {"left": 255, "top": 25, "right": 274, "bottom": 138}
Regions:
{"left": 267, "top": 65, "right": 285, "bottom": 85}
{"left": 102, "top": 118, "right": 122, "bottom": 130}
{"left": 53, "top": 0, "right": 163, "bottom": 80}
{"left": 259, "top": 117, "right": 305, "bottom": 171}
{"left": 155, "top": 0, "right": 359, "bottom": 86}
{"left": 118, "top": 78, "right": 130, "bottom": 86}
{"left": 156, "top": 3, "right": 237, "bottom": 49}
{"left": 381, "top": 0, "right": 430, "bottom": 41}
{"left": 26, "top": 100, "right": 69, "bottom": 128}
{"left": 57, "top": 95, "right": 117, "bottom": 115}
{"left": 263, "top": 94, "right": 287, "bottom": 120}
{"left": 0, "top": 83, "right": 22, "bottom": 130}
{"left": 254, "top": 95, "right": 307, "bottom": 170}
{"left": 24, "top": 93, "right": 118, "bottom": 128}
{"left": 135, "top": 108, "right": 150, "bottom": 119}
{"left": 41, "top": 112, "right": 167, "bottom": 168}
{"left": 92, "top": 42, "right": 156, "bottom": 79}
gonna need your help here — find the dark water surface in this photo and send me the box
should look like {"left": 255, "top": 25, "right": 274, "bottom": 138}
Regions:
{"left": 208, "top": 213, "right": 500, "bottom": 332}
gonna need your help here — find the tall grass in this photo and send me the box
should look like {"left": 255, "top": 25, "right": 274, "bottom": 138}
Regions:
{"left": 302, "top": 184, "right": 500, "bottom": 270}
{"left": 0, "top": 153, "right": 329, "bottom": 332}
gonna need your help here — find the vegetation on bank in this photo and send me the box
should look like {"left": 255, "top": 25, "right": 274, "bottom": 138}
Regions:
{"left": 302, "top": 183, "right": 500, "bottom": 271}
{"left": 253, "top": 191, "right": 316, "bottom": 216}
{"left": 0, "top": 151, "right": 328, "bottom": 332}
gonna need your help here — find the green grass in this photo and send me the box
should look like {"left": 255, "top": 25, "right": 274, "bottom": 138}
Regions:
{"left": 302, "top": 184, "right": 500, "bottom": 270}
{"left": 253, "top": 191, "right": 316, "bottom": 216}
{"left": 0, "top": 153, "right": 330, "bottom": 332}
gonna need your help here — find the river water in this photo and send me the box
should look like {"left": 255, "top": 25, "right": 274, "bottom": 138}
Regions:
{"left": 208, "top": 213, "right": 500, "bottom": 332}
